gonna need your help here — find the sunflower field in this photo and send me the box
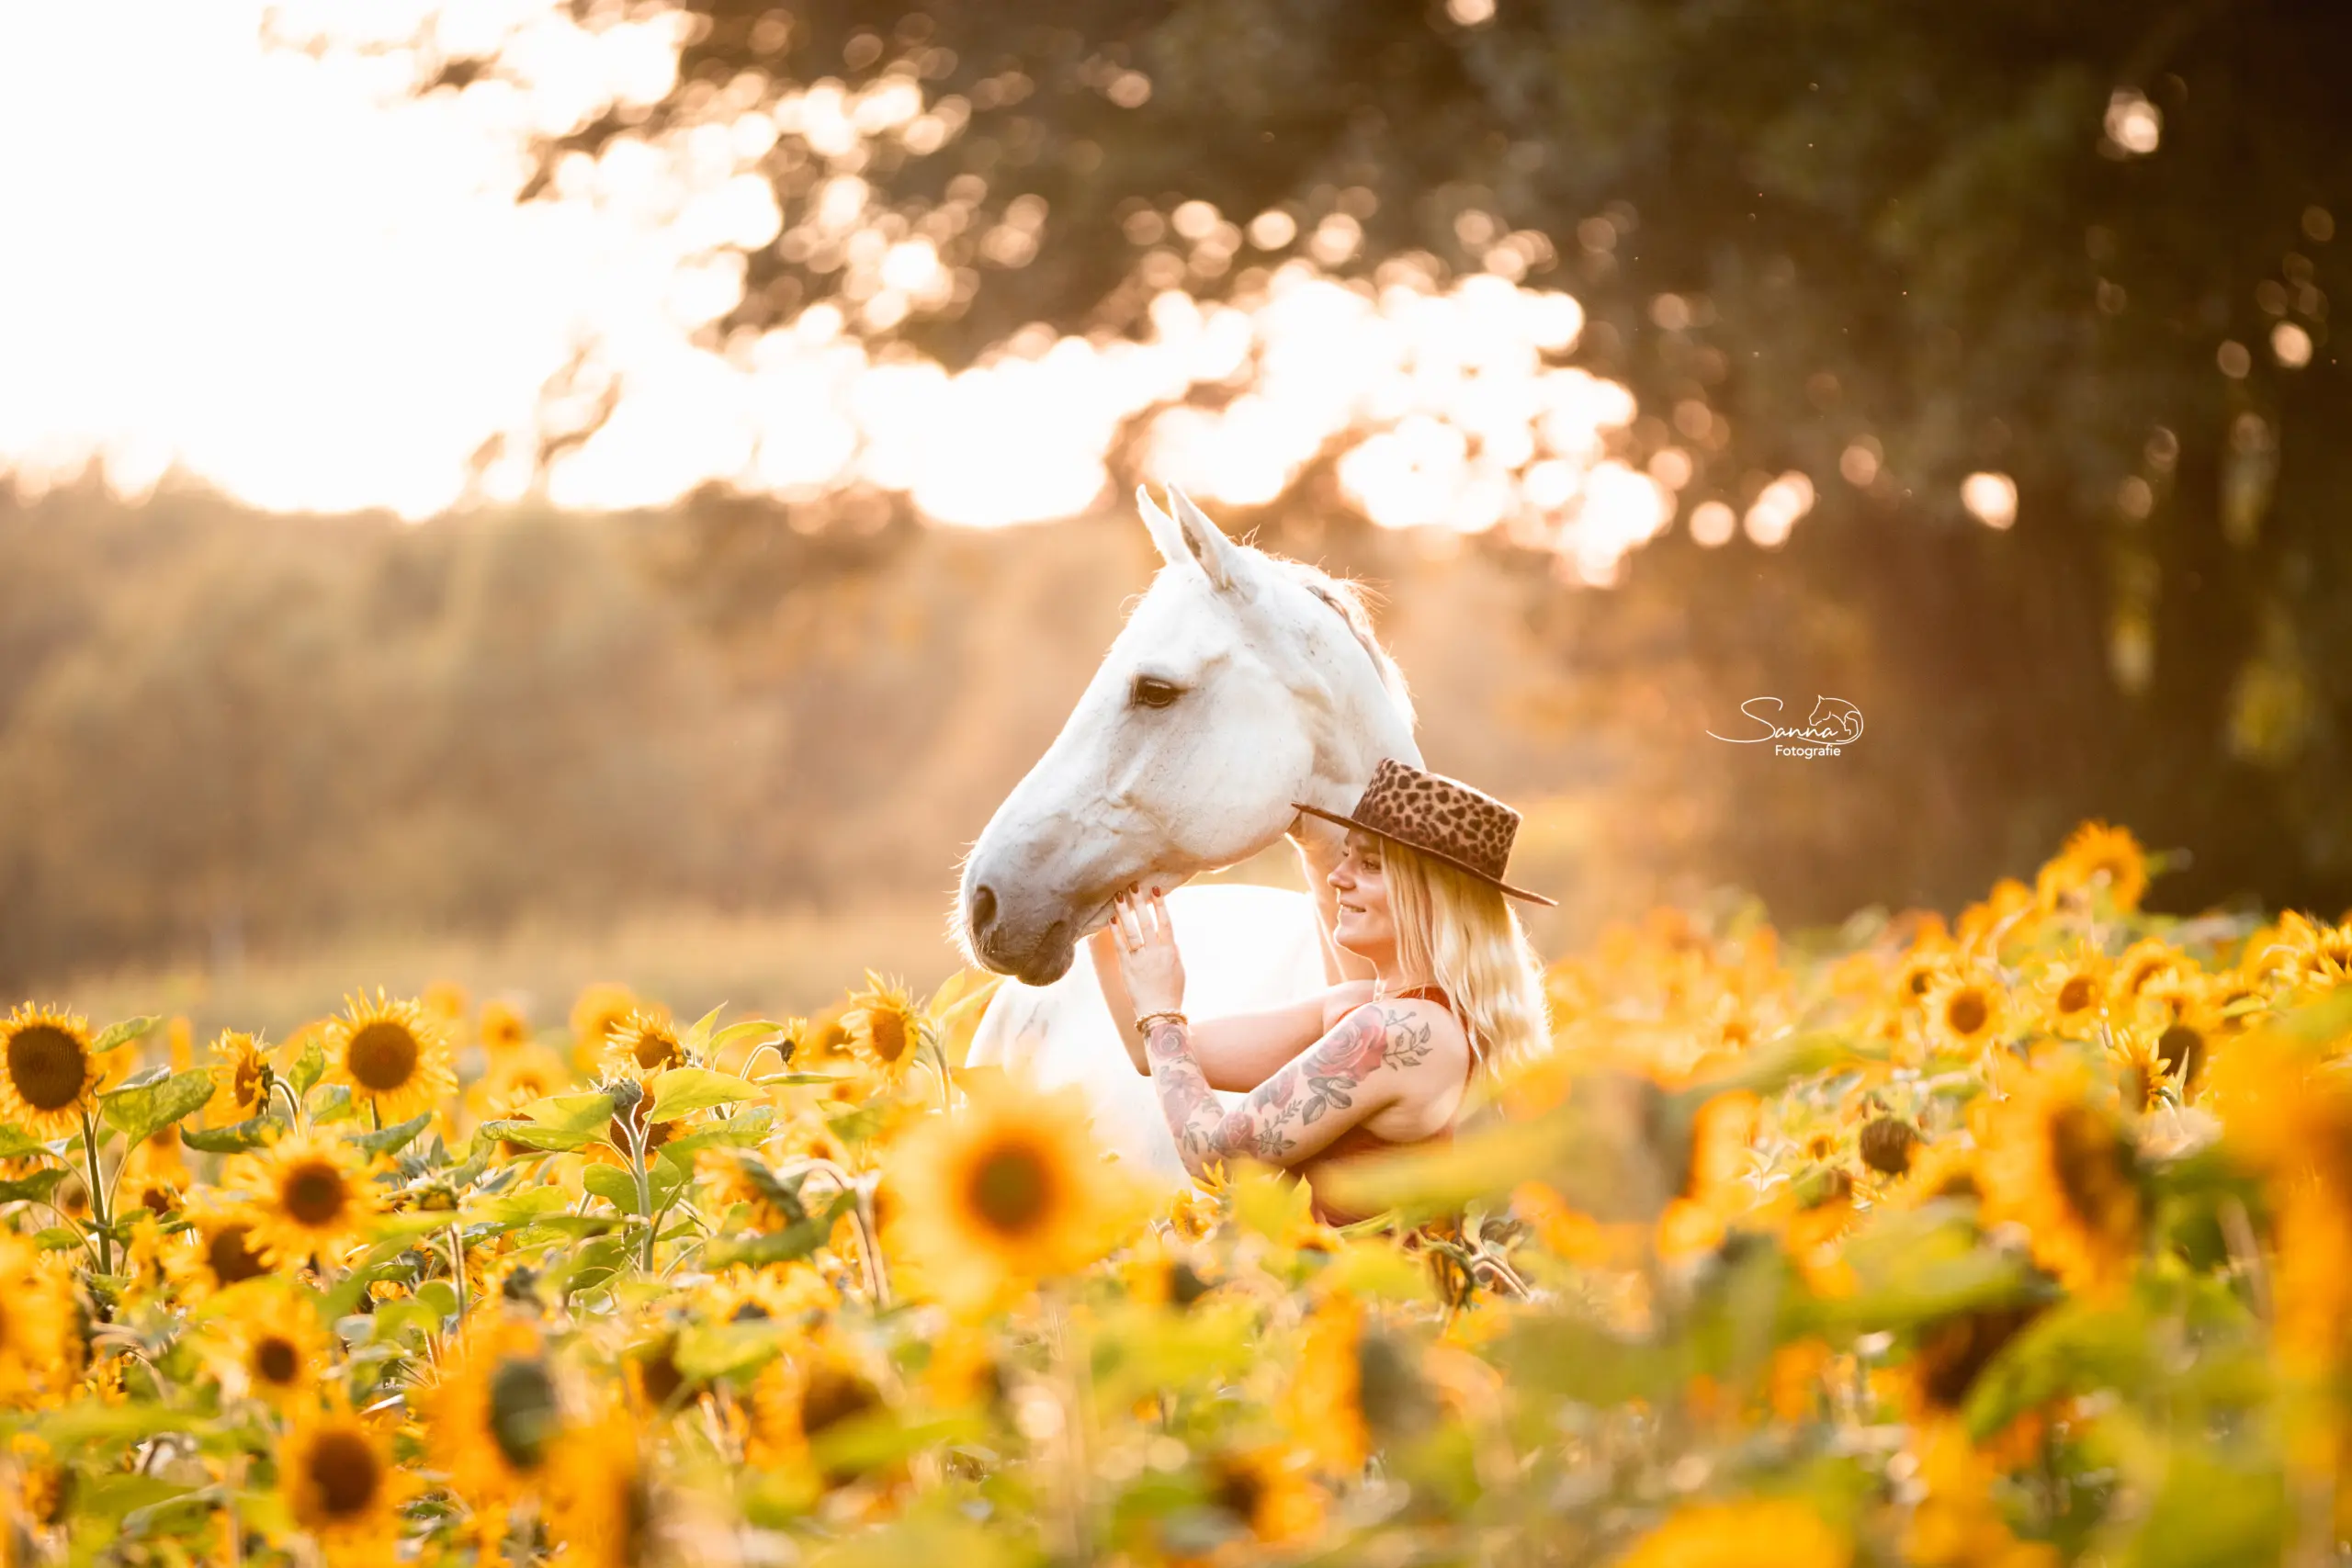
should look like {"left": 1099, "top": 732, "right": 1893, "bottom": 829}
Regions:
{"left": 2, "top": 823, "right": 2351, "bottom": 1566}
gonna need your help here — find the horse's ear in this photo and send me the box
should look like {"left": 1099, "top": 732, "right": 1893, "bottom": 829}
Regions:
{"left": 1162, "top": 483, "right": 1244, "bottom": 593}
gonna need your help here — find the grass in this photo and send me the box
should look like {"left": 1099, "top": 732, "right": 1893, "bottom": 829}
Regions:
{"left": 37, "top": 903, "right": 973, "bottom": 1042}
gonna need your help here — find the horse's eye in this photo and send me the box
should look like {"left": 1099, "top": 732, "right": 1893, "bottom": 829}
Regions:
{"left": 1130, "top": 675, "right": 1182, "bottom": 709}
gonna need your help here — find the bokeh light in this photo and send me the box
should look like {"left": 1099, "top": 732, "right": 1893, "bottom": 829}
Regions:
{"left": 1962, "top": 471, "right": 2018, "bottom": 530}
{"left": 0, "top": 0, "right": 1695, "bottom": 582}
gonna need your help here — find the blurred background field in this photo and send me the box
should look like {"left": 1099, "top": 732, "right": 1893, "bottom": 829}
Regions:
{"left": 3, "top": 0, "right": 2349, "bottom": 1006}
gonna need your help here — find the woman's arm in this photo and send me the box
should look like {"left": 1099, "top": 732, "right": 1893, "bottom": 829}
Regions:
{"left": 1089, "top": 897, "right": 1363, "bottom": 1089}
{"left": 1142, "top": 1002, "right": 1441, "bottom": 1179}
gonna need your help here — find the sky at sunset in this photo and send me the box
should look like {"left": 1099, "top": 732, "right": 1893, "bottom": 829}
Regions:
{"left": 0, "top": 1, "right": 1817, "bottom": 581}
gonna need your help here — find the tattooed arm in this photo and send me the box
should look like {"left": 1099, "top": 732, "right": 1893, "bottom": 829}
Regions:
{"left": 1145, "top": 1003, "right": 1440, "bottom": 1181}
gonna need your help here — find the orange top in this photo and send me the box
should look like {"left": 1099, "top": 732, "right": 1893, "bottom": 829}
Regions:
{"left": 1301, "top": 983, "right": 1467, "bottom": 1227}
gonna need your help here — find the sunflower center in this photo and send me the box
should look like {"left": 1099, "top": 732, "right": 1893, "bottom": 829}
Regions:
{"left": 2157, "top": 1024, "right": 2207, "bottom": 1088}
{"left": 800, "top": 1360, "right": 880, "bottom": 1438}
{"left": 2048, "top": 1103, "right": 2133, "bottom": 1232}
{"left": 346, "top": 1021, "right": 422, "bottom": 1092}
{"left": 1211, "top": 1458, "right": 1267, "bottom": 1525}
{"left": 869, "top": 1011, "right": 910, "bottom": 1064}
{"left": 283, "top": 1161, "right": 350, "bottom": 1227}
{"left": 968, "top": 1145, "right": 1054, "bottom": 1235}
{"left": 307, "top": 1428, "right": 383, "bottom": 1518}
{"left": 210, "top": 1225, "right": 269, "bottom": 1283}
{"left": 632, "top": 1032, "right": 683, "bottom": 1071}
{"left": 2056, "top": 976, "right": 2094, "bottom": 1014}
{"left": 234, "top": 1055, "right": 267, "bottom": 1111}
{"left": 7, "top": 1025, "right": 88, "bottom": 1112}
{"left": 254, "top": 1337, "right": 300, "bottom": 1386}
{"left": 1945, "top": 992, "right": 1989, "bottom": 1036}
{"left": 488, "top": 1355, "right": 560, "bottom": 1472}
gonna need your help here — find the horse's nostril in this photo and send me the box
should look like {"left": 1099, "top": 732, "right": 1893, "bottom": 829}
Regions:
{"left": 968, "top": 883, "right": 999, "bottom": 938}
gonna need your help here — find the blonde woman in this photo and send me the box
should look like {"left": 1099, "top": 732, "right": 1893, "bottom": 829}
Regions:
{"left": 1091, "top": 759, "right": 1552, "bottom": 1224}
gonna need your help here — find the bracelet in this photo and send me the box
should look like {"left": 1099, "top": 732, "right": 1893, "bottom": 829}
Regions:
{"left": 1133, "top": 1010, "right": 1188, "bottom": 1039}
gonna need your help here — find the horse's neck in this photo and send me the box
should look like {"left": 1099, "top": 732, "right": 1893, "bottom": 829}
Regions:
{"left": 1296, "top": 616, "right": 1420, "bottom": 808}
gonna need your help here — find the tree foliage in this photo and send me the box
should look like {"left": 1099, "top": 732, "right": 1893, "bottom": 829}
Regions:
{"left": 470, "top": 0, "right": 2350, "bottom": 910}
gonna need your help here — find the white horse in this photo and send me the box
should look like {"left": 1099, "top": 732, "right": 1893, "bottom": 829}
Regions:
{"left": 958, "top": 484, "right": 1421, "bottom": 1179}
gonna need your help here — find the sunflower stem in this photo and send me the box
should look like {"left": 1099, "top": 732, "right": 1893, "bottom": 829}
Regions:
{"left": 79, "top": 1109, "right": 114, "bottom": 1273}
{"left": 269, "top": 1077, "right": 303, "bottom": 1133}
{"left": 628, "top": 1118, "right": 656, "bottom": 1273}
{"left": 447, "top": 1224, "right": 469, "bottom": 1325}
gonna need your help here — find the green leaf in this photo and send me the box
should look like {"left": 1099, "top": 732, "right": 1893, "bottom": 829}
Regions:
{"left": 287, "top": 1032, "right": 326, "bottom": 1095}
{"left": 582, "top": 1164, "right": 642, "bottom": 1214}
{"left": 2126, "top": 1443, "right": 2286, "bottom": 1568}
{"left": 99, "top": 1069, "right": 216, "bottom": 1149}
{"left": 673, "top": 1316, "right": 801, "bottom": 1382}
{"left": 711, "top": 1019, "right": 786, "bottom": 1053}
{"left": 350, "top": 1112, "right": 433, "bottom": 1156}
{"left": 181, "top": 1117, "right": 277, "bottom": 1154}
{"left": 653, "top": 1107, "right": 774, "bottom": 1163}
{"left": 31, "top": 1226, "right": 81, "bottom": 1252}
{"left": 0, "top": 1125, "right": 51, "bottom": 1160}
{"left": 310, "top": 1085, "right": 356, "bottom": 1125}
{"left": 705, "top": 1190, "right": 854, "bottom": 1269}
{"left": 476, "top": 1119, "right": 598, "bottom": 1154}
{"left": 647, "top": 1068, "right": 760, "bottom": 1123}
{"left": 518, "top": 1091, "right": 619, "bottom": 1134}
{"left": 90, "top": 1017, "right": 158, "bottom": 1055}
{"left": 468, "top": 1187, "right": 573, "bottom": 1228}
{"left": 0, "top": 1168, "right": 68, "bottom": 1205}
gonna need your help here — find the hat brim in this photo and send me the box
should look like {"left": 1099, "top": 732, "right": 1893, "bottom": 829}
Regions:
{"left": 1292, "top": 801, "right": 1559, "bottom": 908}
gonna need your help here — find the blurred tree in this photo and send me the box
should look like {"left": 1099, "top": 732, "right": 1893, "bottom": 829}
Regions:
{"left": 466, "top": 0, "right": 2350, "bottom": 915}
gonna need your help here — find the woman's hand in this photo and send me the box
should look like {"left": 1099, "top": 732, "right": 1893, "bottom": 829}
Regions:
{"left": 1111, "top": 888, "right": 1186, "bottom": 1020}
{"left": 1085, "top": 919, "right": 1149, "bottom": 1076}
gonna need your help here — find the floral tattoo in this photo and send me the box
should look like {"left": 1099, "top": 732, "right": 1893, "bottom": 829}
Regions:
{"left": 1146, "top": 1005, "right": 1438, "bottom": 1179}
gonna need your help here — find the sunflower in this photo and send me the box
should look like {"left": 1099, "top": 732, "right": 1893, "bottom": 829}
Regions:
{"left": 2033, "top": 944, "right": 2111, "bottom": 1040}
{"left": 2035, "top": 819, "right": 2151, "bottom": 913}
{"left": 2103, "top": 1020, "right": 2172, "bottom": 1114}
{"left": 204, "top": 1288, "right": 331, "bottom": 1407}
{"left": 423, "top": 1318, "right": 566, "bottom": 1512}
{"left": 120, "top": 1126, "right": 187, "bottom": 1217}
{"left": 840, "top": 973, "right": 928, "bottom": 1083}
{"left": 543, "top": 1410, "right": 656, "bottom": 1568}
{"left": 695, "top": 1264, "right": 831, "bottom": 1328}
{"left": 166, "top": 1203, "right": 277, "bottom": 1301}
{"left": 1858, "top": 1116, "right": 1922, "bottom": 1178}
{"left": 1975, "top": 1057, "right": 2143, "bottom": 1295}
{"left": 322, "top": 991, "right": 456, "bottom": 1124}
{"left": 465, "top": 1042, "right": 573, "bottom": 1139}
{"left": 227, "top": 1132, "right": 376, "bottom": 1270}
{"left": 480, "top": 999, "right": 532, "bottom": 1055}
{"left": 1955, "top": 876, "right": 2039, "bottom": 950}
{"left": 1203, "top": 1444, "right": 1329, "bottom": 1548}
{"left": 603, "top": 1009, "right": 687, "bottom": 1077}
{"left": 888, "top": 1077, "right": 1133, "bottom": 1311}
{"left": 280, "top": 1407, "right": 410, "bottom": 1568}
{"left": 423, "top": 979, "right": 469, "bottom": 1022}
{"left": 741, "top": 1329, "right": 888, "bottom": 1483}
{"left": 1279, "top": 1288, "right": 1374, "bottom": 1474}
{"left": 1617, "top": 1497, "right": 1852, "bottom": 1568}
{"left": 2112, "top": 937, "right": 2190, "bottom": 1001}
{"left": 1922, "top": 970, "right": 2007, "bottom": 1057}
{"left": 0, "top": 1004, "right": 118, "bottom": 1137}
{"left": 207, "top": 1030, "right": 275, "bottom": 1125}
{"left": 0, "top": 1235, "right": 74, "bottom": 1407}
{"left": 570, "top": 984, "right": 641, "bottom": 1074}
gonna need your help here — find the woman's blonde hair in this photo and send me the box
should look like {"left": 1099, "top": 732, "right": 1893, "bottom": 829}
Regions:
{"left": 1379, "top": 838, "right": 1550, "bottom": 1071}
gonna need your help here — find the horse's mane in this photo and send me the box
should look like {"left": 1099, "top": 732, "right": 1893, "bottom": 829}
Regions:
{"left": 1262, "top": 554, "right": 1418, "bottom": 732}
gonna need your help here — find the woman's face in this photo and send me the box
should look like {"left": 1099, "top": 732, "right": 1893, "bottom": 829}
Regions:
{"left": 1328, "top": 829, "right": 1396, "bottom": 960}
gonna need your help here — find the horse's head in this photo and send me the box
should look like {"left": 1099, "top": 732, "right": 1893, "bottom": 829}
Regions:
{"left": 959, "top": 484, "right": 1415, "bottom": 984}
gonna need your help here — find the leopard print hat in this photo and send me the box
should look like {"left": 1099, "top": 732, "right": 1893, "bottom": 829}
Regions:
{"left": 1293, "top": 758, "right": 1556, "bottom": 906}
